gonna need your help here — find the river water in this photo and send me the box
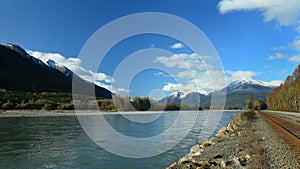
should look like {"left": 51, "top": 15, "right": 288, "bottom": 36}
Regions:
{"left": 0, "top": 110, "right": 236, "bottom": 169}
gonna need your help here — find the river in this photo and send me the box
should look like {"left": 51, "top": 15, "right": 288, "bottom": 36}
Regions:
{"left": 0, "top": 110, "right": 236, "bottom": 169}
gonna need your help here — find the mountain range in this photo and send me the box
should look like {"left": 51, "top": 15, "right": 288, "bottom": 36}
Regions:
{"left": 0, "top": 43, "right": 112, "bottom": 99}
{"left": 158, "top": 79, "right": 277, "bottom": 108}
{"left": 0, "top": 43, "right": 279, "bottom": 108}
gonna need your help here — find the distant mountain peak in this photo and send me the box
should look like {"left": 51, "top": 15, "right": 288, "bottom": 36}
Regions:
{"left": 39, "top": 57, "right": 72, "bottom": 76}
{"left": 226, "top": 79, "right": 277, "bottom": 91}
{"left": 169, "top": 91, "right": 186, "bottom": 99}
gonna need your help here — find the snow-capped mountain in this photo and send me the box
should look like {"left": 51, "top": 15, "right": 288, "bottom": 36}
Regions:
{"left": 4, "top": 43, "right": 47, "bottom": 67}
{"left": 158, "top": 91, "right": 186, "bottom": 104}
{"left": 158, "top": 79, "right": 278, "bottom": 108}
{"left": 3, "top": 43, "right": 72, "bottom": 76}
{"left": 226, "top": 79, "right": 277, "bottom": 91}
{"left": 0, "top": 43, "right": 112, "bottom": 98}
{"left": 158, "top": 91, "right": 208, "bottom": 105}
{"left": 169, "top": 91, "right": 186, "bottom": 99}
{"left": 3, "top": 43, "right": 30, "bottom": 59}
{"left": 39, "top": 57, "right": 72, "bottom": 76}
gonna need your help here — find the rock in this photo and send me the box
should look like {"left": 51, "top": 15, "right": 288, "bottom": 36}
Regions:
{"left": 232, "top": 157, "right": 241, "bottom": 166}
{"left": 226, "top": 124, "right": 234, "bottom": 132}
{"left": 213, "top": 154, "right": 223, "bottom": 159}
{"left": 226, "top": 123, "right": 238, "bottom": 133}
{"left": 167, "top": 162, "right": 177, "bottom": 169}
{"left": 215, "top": 127, "right": 228, "bottom": 138}
{"left": 190, "top": 144, "right": 202, "bottom": 156}
{"left": 213, "top": 137, "right": 225, "bottom": 142}
{"left": 245, "top": 154, "right": 251, "bottom": 161}
{"left": 210, "top": 159, "right": 220, "bottom": 166}
{"left": 235, "top": 147, "right": 244, "bottom": 154}
{"left": 215, "top": 132, "right": 226, "bottom": 138}
{"left": 178, "top": 156, "right": 189, "bottom": 164}
{"left": 220, "top": 160, "right": 226, "bottom": 168}
{"left": 191, "top": 157, "right": 210, "bottom": 167}
{"left": 232, "top": 123, "right": 238, "bottom": 130}
{"left": 224, "top": 157, "right": 241, "bottom": 167}
{"left": 220, "top": 127, "right": 227, "bottom": 132}
{"left": 239, "top": 156, "right": 247, "bottom": 166}
{"left": 237, "top": 131, "right": 241, "bottom": 137}
{"left": 200, "top": 139, "right": 212, "bottom": 149}
{"left": 225, "top": 160, "right": 234, "bottom": 166}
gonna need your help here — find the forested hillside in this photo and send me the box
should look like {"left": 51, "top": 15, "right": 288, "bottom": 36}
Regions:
{"left": 266, "top": 65, "right": 300, "bottom": 112}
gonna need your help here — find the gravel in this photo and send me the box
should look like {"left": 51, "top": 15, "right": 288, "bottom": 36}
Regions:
{"left": 167, "top": 111, "right": 300, "bottom": 169}
{"left": 254, "top": 113, "right": 300, "bottom": 169}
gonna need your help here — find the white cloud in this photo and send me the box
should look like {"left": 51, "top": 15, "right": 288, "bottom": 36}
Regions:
{"left": 225, "top": 70, "right": 260, "bottom": 83}
{"left": 27, "top": 50, "right": 127, "bottom": 92}
{"left": 268, "top": 52, "right": 300, "bottom": 62}
{"left": 94, "top": 81, "right": 130, "bottom": 94}
{"left": 268, "top": 80, "right": 283, "bottom": 86}
{"left": 170, "top": 42, "right": 184, "bottom": 49}
{"left": 162, "top": 82, "right": 209, "bottom": 95}
{"left": 268, "top": 53, "right": 286, "bottom": 60}
{"left": 155, "top": 53, "right": 215, "bottom": 71}
{"left": 273, "top": 37, "right": 300, "bottom": 51}
{"left": 296, "top": 25, "right": 300, "bottom": 33}
{"left": 162, "top": 83, "right": 183, "bottom": 92}
{"left": 177, "top": 71, "right": 196, "bottom": 79}
{"left": 156, "top": 53, "right": 263, "bottom": 93}
{"left": 156, "top": 52, "right": 280, "bottom": 95}
{"left": 292, "top": 38, "right": 300, "bottom": 50}
{"left": 154, "top": 72, "right": 165, "bottom": 76}
{"left": 272, "top": 45, "right": 287, "bottom": 51}
{"left": 218, "top": 0, "right": 300, "bottom": 26}
{"left": 93, "top": 72, "right": 114, "bottom": 83}
{"left": 288, "top": 54, "right": 300, "bottom": 62}
{"left": 277, "top": 69, "right": 288, "bottom": 76}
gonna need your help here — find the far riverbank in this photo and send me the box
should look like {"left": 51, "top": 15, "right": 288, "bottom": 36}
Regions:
{"left": 0, "top": 109, "right": 239, "bottom": 117}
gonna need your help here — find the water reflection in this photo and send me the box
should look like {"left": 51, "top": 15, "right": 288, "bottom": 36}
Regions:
{"left": 0, "top": 111, "right": 236, "bottom": 168}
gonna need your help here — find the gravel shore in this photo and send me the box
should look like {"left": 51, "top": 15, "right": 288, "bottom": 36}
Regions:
{"left": 167, "top": 111, "right": 300, "bottom": 169}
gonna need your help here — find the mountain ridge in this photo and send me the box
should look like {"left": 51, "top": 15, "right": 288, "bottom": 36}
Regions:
{"left": 159, "top": 79, "right": 277, "bottom": 108}
{"left": 0, "top": 43, "right": 112, "bottom": 99}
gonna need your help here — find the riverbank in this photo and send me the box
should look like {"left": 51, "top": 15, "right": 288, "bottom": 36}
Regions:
{"left": 167, "top": 111, "right": 299, "bottom": 169}
{"left": 0, "top": 110, "right": 169, "bottom": 117}
{"left": 0, "top": 110, "right": 239, "bottom": 117}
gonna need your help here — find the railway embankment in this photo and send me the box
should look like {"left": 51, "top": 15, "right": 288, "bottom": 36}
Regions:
{"left": 167, "top": 111, "right": 299, "bottom": 169}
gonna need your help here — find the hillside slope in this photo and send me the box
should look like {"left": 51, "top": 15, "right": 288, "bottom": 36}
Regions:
{"left": 0, "top": 44, "right": 112, "bottom": 99}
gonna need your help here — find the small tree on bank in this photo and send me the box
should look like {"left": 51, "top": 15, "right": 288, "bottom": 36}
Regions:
{"left": 245, "top": 93, "right": 254, "bottom": 110}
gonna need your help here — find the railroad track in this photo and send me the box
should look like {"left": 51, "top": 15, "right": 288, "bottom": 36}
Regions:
{"left": 259, "top": 111, "right": 300, "bottom": 154}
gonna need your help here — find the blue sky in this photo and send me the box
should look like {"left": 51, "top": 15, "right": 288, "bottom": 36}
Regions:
{"left": 1, "top": 0, "right": 300, "bottom": 98}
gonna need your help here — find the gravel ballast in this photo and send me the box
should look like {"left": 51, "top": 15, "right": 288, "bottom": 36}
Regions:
{"left": 167, "top": 111, "right": 300, "bottom": 169}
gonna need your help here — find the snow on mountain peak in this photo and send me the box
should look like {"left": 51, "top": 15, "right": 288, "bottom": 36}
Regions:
{"left": 3, "top": 43, "right": 71, "bottom": 76}
{"left": 227, "top": 79, "right": 277, "bottom": 91}
{"left": 169, "top": 91, "right": 186, "bottom": 99}
{"left": 3, "top": 43, "right": 30, "bottom": 59}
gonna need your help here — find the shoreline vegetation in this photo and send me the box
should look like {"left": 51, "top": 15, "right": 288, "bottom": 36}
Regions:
{"left": 0, "top": 89, "right": 243, "bottom": 112}
{"left": 166, "top": 111, "right": 299, "bottom": 169}
{"left": 0, "top": 109, "right": 240, "bottom": 117}
{"left": 0, "top": 110, "right": 170, "bottom": 117}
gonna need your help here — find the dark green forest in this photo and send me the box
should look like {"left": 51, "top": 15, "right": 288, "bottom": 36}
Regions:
{"left": 267, "top": 65, "right": 300, "bottom": 112}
